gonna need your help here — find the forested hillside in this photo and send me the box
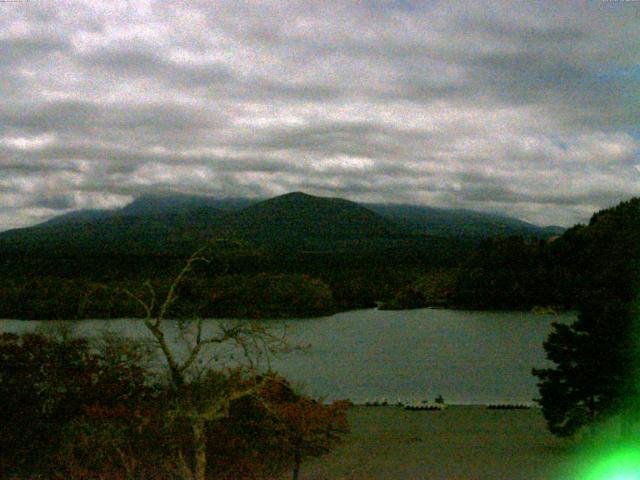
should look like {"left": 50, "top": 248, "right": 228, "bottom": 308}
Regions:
{"left": 0, "top": 191, "right": 574, "bottom": 320}
{"left": 449, "top": 197, "right": 640, "bottom": 310}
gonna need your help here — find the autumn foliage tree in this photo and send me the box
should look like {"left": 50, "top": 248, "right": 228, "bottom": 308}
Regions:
{"left": 203, "top": 372, "right": 350, "bottom": 480}
{"left": 0, "top": 332, "right": 152, "bottom": 478}
{"left": 258, "top": 376, "right": 350, "bottom": 480}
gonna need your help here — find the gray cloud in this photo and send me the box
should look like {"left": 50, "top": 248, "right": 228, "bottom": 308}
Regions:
{"left": 0, "top": 35, "right": 69, "bottom": 67}
{"left": 0, "top": 0, "right": 639, "bottom": 230}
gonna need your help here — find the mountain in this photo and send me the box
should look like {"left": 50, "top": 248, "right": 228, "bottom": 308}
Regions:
{"left": 38, "top": 209, "right": 118, "bottom": 227}
{"left": 6, "top": 194, "right": 251, "bottom": 255}
{"left": 227, "top": 192, "right": 395, "bottom": 245}
{"left": 31, "top": 192, "right": 562, "bottom": 239}
{"left": 34, "top": 194, "right": 256, "bottom": 228}
{"left": 0, "top": 192, "right": 393, "bottom": 255}
{"left": 0, "top": 192, "right": 564, "bottom": 257}
{"left": 366, "top": 203, "right": 564, "bottom": 239}
{"left": 0, "top": 212, "right": 197, "bottom": 256}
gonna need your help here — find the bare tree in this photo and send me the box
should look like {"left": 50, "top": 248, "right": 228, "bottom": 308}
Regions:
{"left": 123, "top": 246, "right": 288, "bottom": 480}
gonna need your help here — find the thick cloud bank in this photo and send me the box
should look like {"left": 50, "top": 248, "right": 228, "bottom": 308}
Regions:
{"left": 1, "top": 0, "right": 638, "bottom": 229}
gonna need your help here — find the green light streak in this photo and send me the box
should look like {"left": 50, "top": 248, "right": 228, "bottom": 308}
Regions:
{"left": 572, "top": 444, "right": 640, "bottom": 480}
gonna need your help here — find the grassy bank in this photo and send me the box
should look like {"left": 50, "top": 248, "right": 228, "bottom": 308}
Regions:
{"left": 294, "top": 405, "right": 576, "bottom": 480}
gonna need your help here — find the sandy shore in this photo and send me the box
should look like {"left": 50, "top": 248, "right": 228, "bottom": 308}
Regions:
{"left": 295, "top": 405, "right": 577, "bottom": 480}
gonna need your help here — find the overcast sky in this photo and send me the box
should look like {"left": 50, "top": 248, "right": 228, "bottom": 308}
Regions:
{"left": 1, "top": 0, "right": 639, "bottom": 230}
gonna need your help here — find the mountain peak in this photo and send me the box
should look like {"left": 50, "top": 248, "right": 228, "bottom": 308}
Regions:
{"left": 233, "top": 192, "right": 394, "bottom": 243}
{"left": 269, "top": 191, "right": 335, "bottom": 203}
{"left": 280, "top": 191, "right": 311, "bottom": 198}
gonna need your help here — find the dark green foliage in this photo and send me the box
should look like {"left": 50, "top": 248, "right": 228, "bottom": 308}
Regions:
{"left": 1, "top": 195, "right": 638, "bottom": 319}
{"left": 449, "top": 198, "right": 640, "bottom": 310}
{"left": 227, "top": 192, "right": 395, "bottom": 246}
{"left": 450, "top": 236, "right": 554, "bottom": 310}
{"left": 0, "top": 191, "right": 488, "bottom": 319}
{"left": 533, "top": 198, "right": 640, "bottom": 437}
{"left": 0, "top": 191, "right": 567, "bottom": 320}
{"left": 381, "top": 270, "right": 457, "bottom": 310}
{"left": 0, "top": 277, "right": 148, "bottom": 320}
{"left": 0, "top": 238, "right": 474, "bottom": 320}
{"left": 533, "top": 304, "right": 634, "bottom": 436}
{"left": 205, "top": 273, "right": 335, "bottom": 318}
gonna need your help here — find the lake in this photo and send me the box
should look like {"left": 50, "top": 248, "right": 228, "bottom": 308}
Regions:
{"left": 0, "top": 308, "right": 573, "bottom": 405}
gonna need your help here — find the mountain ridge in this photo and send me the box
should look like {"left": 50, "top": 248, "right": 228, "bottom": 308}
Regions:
{"left": 25, "top": 192, "right": 561, "bottom": 233}
{"left": 0, "top": 192, "right": 565, "bottom": 257}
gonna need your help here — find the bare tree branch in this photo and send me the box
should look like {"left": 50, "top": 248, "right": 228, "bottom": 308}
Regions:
{"left": 122, "top": 287, "right": 153, "bottom": 319}
{"left": 157, "top": 247, "right": 210, "bottom": 325}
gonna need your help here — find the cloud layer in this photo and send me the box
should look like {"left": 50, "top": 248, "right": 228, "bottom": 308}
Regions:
{"left": 1, "top": 0, "right": 639, "bottom": 229}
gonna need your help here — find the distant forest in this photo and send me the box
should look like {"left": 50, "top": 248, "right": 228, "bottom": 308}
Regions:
{"left": 0, "top": 191, "right": 635, "bottom": 320}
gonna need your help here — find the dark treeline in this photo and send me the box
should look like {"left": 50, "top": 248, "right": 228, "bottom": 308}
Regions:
{"left": 0, "top": 191, "right": 563, "bottom": 320}
{"left": 450, "top": 197, "right": 640, "bottom": 311}
{"left": 0, "top": 235, "right": 474, "bottom": 319}
{"left": 2, "top": 196, "right": 637, "bottom": 319}
{"left": 446, "top": 236, "right": 570, "bottom": 310}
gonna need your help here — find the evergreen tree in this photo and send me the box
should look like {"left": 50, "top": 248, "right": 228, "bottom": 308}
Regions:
{"left": 533, "top": 198, "right": 640, "bottom": 437}
{"left": 533, "top": 302, "right": 638, "bottom": 437}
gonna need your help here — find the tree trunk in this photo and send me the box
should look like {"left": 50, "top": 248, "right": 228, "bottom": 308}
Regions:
{"left": 193, "top": 419, "right": 207, "bottom": 480}
{"left": 176, "top": 450, "right": 194, "bottom": 480}
{"left": 292, "top": 452, "right": 301, "bottom": 480}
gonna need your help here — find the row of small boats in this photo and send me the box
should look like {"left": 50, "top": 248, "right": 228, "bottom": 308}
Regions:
{"left": 360, "top": 398, "right": 532, "bottom": 411}
{"left": 362, "top": 398, "right": 447, "bottom": 410}
{"left": 486, "top": 404, "right": 531, "bottom": 410}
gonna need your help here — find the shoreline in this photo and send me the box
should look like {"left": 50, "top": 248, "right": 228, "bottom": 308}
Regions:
{"left": 0, "top": 305, "right": 574, "bottom": 322}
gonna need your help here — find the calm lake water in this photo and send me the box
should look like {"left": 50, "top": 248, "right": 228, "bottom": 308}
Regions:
{"left": 0, "top": 308, "right": 574, "bottom": 405}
